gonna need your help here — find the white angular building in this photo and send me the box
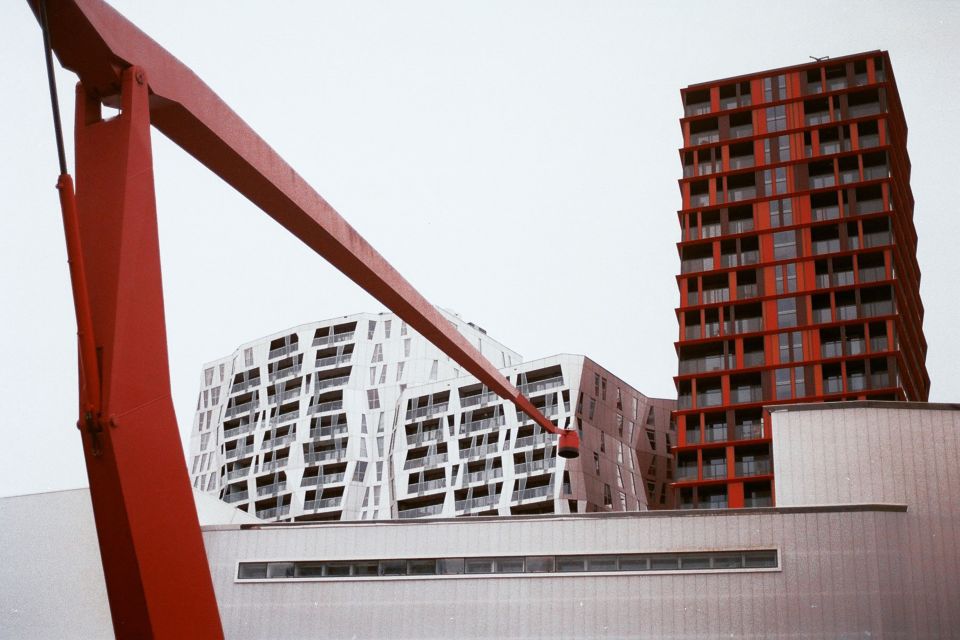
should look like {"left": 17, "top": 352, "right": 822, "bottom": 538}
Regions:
{"left": 189, "top": 309, "right": 520, "bottom": 521}
{"left": 189, "top": 311, "right": 674, "bottom": 522}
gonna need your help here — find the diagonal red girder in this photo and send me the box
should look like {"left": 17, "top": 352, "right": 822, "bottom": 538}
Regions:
{"left": 28, "top": 0, "right": 576, "bottom": 441}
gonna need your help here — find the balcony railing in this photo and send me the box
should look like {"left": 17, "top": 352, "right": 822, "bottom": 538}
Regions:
{"left": 461, "top": 415, "right": 506, "bottom": 437}
{"left": 696, "top": 389, "right": 723, "bottom": 408}
{"left": 731, "top": 387, "right": 763, "bottom": 404}
{"left": 857, "top": 199, "right": 885, "bottom": 215}
{"left": 268, "top": 343, "right": 298, "bottom": 360}
{"left": 403, "top": 453, "right": 448, "bottom": 470}
{"left": 678, "top": 355, "right": 734, "bottom": 375}
{"left": 224, "top": 490, "right": 248, "bottom": 504}
{"left": 315, "top": 354, "right": 352, "bottom": 368}
{"left": 683, "top": 430, "right": 701, "bottom": 445}
{"left": 408, "top": 478, "right": 447, "bottom": 495}
{"left": 303, "top": 496, "right": 342, "bottom": 511}
{"left": 728, "top": 124, "right": 753, "bottom": 139}
{"left": 255, "top": 504, "right": 291, "bottom": 520}
{"left": 226, "top": 443, "right": 254, "bottom": 460}
{"left": 676, "top": 465, "right": 698, "bottom": 480}
{"left": 727, "top": 186, "right": 757, "bottom": 202}
{"left": 406, "top": 402, "right": 449, "bottom": 421}
{"left": 512, "top": 485, "right": 554, "bottom": 503}
{"left": 300, "top": 472, "right": 346, "bottom": 487}
{"left": 407, "top": 429, "right": 444, "bottom": 446}
{"left": 303, "top": 448, "right": 344, "bottom": 464}
{"left": 398, "top": 503, "right": 445, "bottom": 519}
{"left": 227, "top": 466, "right": 252, "bottom": 481}
{"left": 514, "top": 459, "right": 556, "bottom": 475}
{"left": 224, "top": 401, "right": 258, "bottom": 419}
{"left": 230, "top": 377, "right": 261, "bottom": 394}
{"left": 704, "top": 427, "right": 727, "bottom": 443}
{"left": 735, "top": 459, "right": 772, "bottom": 477}
{"left": 859, "top": 134, "right": 880, "bottom": 149}
{"left": 312, "top": 331, "right": 355, "bottom": 348}
{"left": 256, "top": 481, "right": 287, "bottom": 496}
{"left": 733, "top": 317, "right": 762, "bottom": 334}
{"left": 514, "top": 433, "right": 554, "bottom": 449}
{"left": 268, "top": 388, "right": 301, "bottom": 405}
{"left": 862, "top": 300, "right": 894, "bottom": 317}
{"left": 309, "top": 424, "right": 348, "bottom": 440}
{"left": 462, "top": 468, "right": 503, "bottom": 485}
{"left": 702, "top": 288, "right": 730, "bottom": 304}
{"left": 315, "top": 375, "right": 350, "bottom": 391}
{"left": 736, "top": 284, "right": 759, "bottom": 299}
{"left": 269, "top": 411, "right": 300, "bottom": 426}
{"left": 734, "top": 423, "right": 763, "bottom": 440}
{"left": 702, "top": 464, "right": 727, "bottom": 479}
{"left": 460, "top": 392, "right": 500, "bottom": 408}
{"left": 859, "top": 266, "right": 887, "bottom": 283}
{"left": 729, "top": 156, "right": 754, "bottom": 170}
{"left": 258, "top": 458, "right": 289, "bottom": 473}
{"left": 518, "top": 376, "right": 564, "bottom": 396}
{"left": 307, "top": 400, "right": 343, "bottom": 415}
{"left": 261, "top": 433, "right": 296, "bottom": 451}
{"left": 680, "top": 257, "right": 714, "bottom": 274}
{"left": 456, "top": 494, "right": 500, "bottom": 512}
{"left": 690, "top": 131, "right": 720, "bottom": 145}
{"left": 268, "top": 365, "right": 301, "bottom": 383}
{"left": 460, "top": 443, "right": 500, "bottom": 459}
{"left": 742, "top": 351, "right": 765, "bottom": 367}
{"left": 224, "top": 422, "right": 255, "bottom": 440}
{"left": 744, "top": 496, "right": 773, "bottom": 507}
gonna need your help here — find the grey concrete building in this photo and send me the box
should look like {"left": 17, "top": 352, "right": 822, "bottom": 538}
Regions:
{"left": 2, "top": 402, "right": 959, "bottom": 638}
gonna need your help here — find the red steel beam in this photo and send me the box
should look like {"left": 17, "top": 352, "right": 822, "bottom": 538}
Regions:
{"left": 28, "top": 0, "right": 578, "bottom": 446}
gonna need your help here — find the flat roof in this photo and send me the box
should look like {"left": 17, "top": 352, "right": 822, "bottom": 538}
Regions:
{"left": 683, "top": 49, "right": 885, "bottom": 91}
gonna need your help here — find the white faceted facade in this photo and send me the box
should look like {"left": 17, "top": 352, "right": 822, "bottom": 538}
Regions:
{"left": 188, "top": 310, "right": 520, "bottom": 521}
{"left": 391, "top": 354, "right": 675, "bottom": 518}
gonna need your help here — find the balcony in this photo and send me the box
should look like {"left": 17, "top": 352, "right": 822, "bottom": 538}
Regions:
{"left": 312, "top": 331, "right": 355, "bottom": 348}
{"left": 729, "top": 124, "right": 754, "bottom": 139}
{"left": 859, "top": 266, "right": 887, "bottom": 283}
{"left": 268, "top": 344, "right": 298, "bottom": 360}
{"left": 696, "top": 389, "right": 723, "bottom": 408}
{"left": 226, "top": 443, "right": 254, "bottom": 460}
{"left": 310, "top": 423, "right": 349, "bottom": 440}
{"left": 408, "top": 478, "right": 447, "bottom": 495}
{"left": 863, "top": 165, "right": 889, "bottom": 181}
{"left": 729, "top": 155, "right": 754, "bottom": 170}
{"left": 315, "top": 354, "right": 352, "bottom": 368}
{"left": 864, "top": 231, "right": 892, "bottom": 248}
{"left": 727, "top": 186, "right": 756, "bottom": 202}
{"left": 677, "top": 394, "right": 693, "bottom": 410}
{"left": 456, "top": 494, "right": 500, "bottom": 512}
{"left": 871, "top": 372, "right": 890, "bottom": 388}
{"left": 518, "top": 376, "right": 564, "bottom": 396}
{"left": 230, "top": 377, "right": 260, "bottom": 394}
{"left": 839, "top": 170, "right": 860, "bottom": 185}
{"left": 255, "top": 504, "right": 291, "bottom": 520}
{"left": 689, "top": 193, "right": 710, "bottom": 208}
{"left": 224, "top": 401, "right": 258, "bottom": 419}
{"left": 690, "top": 130, "right": 720, "bottom": 146}
{"left": 812, "top": 205, "right": 840, "bottom": 221}
{"left": 303, "top": 449, "right": 344, "bottom": 464}
{"left": 736, "top": 284, "right": 759, "bottom": 299}
{"left": 261, "top": 433, "right": 296, "bottom": 450}
{"left": 269, "top": 388, "right": 301, "bottom": 405}
{"left": 731, "top": 386, "right": 763, "bottom": 404}
{"left": 684, "top": 101, "right": 711, "bottom": 117}
{"left": 734, "top": 423, "right": 763, "bottom": 440}
{"left": 256, "top": 481, "right": 287, "bottom": 497}
{"left": 744, "top": 496, "right": 773, "bottom": 507}
{"left": 735, "top": 459, "right": 772, "bottom": 477}
{"left": 462, "top": 468, "right": 504, "bottom": 485}
{"left": 812, "top": 239, "right": 841, "bottom": 255}
{"left": 701, "top": 223, "right": 722, "bottom": 238}
{"left": 224, "top": 490, "right": 248, "bottom": 504}
{"left": 684, "top": 430, "right": 701, "bottom": 445}
{"left": 268, "top": 365, "right": 301, "bottom": 383}
{"left": 300, "top": 472, "right": 346, "bottom": 487}
{"left": 676, "top": 465, "right": 698, "bottom": 480}
{"left": 398, "top": 503, "right": 445, "bottom": 519}
{"left": 702, "top": 464, "right": 727, "bottom": 479}
{"left": 810, "top": 174, "right": 836, "bottom": 189}
{"left": 315, "top": 375, "right": 350, "bottom": 391}
{"left": 303, "top": 496, "right": 342, "bottom": 511}
{"left": 862, "top": 300, "right": 894, "bottom": 317}
{"left": 514, "top": 433, "right": 554, "bottom": 449}
{"left": 226, "top": 466, "right": 252, "bottom": 481}
{"left": 406, "top": 402, "right": 449, "bottom": 421}
{"left": 460, "top": 443, "right": 500, "bottom": 459}
{"left": 461, "top": 415, "right": 506, "bottom": 437}
{"left": 678, "top": 354, "right": 734, "bottom": 375}
{"left": 733, "top": 317, "right": 762, "bottom": 334}
{"left": 259, "top": 458, "right": 289, "bottom": 473}
{"left": 403, "top": 453, "right": 448, "bottom": 470}
{"left": 859, "top": 134, "right": 880, "bottom": 149}
{"left": 805, "top": 111, "right": 831, "bottom": 126}
{"left": 512, "top": 485, "right": 554, "bottom": 503}
{"left": 307, "top": 400, "right": 343, "bottom": 416}
{"left": 702, "top": 288, "right": 730, "bottom": 305}
{"left": 704, "top": 426, "right": 727, "bottom": 443}
{"left": 824, "top": 377, "right": 844, "bottom": 394}
{"left": 856, "top": 199, "right": 885, "bottom": 215}
{"left": 680, "top": 257, "right": 715, "bottom": 274}
{"left": 728, "top": 218, "right": 754, "bottom": 234}
{"left": 514, "top": 459, "right": 556, "bottom": 475}
{"left": 223, "top": 422, "right": 255, "bottom": 440}
{"left": 269, "top": 411, "right": 300, "bottom": 426}
{"left": 742, "top": 351, "right": 765, "bottom": 367}
{"left": 848, "top": 102, "right": 882, "bottom": 118}
{"left": 406, "top": 429, "right": 444, "bottom": 447}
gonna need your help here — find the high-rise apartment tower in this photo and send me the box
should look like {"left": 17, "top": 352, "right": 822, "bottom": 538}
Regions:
{"left": 673, "top": 51, "right": 929, "bottom": 509}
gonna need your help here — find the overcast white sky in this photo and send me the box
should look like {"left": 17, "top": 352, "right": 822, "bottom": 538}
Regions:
{"left": 2, "top": 1, "right": 958, "bottom": 497}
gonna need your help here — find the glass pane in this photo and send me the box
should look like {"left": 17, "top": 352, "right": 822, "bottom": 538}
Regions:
{"left": 496, "top": 558, "right": 525, "bottom": 573}
{"left": 525, "top": 556, "right": 555, "bottom": 573}
{"left": 618, "top": 556, "right": 649, "bottom": 571}
{"left": 465, "top": 558, "right": 494, "bottom": 574}
{"left": 266, "top": 562, "right": 295, "bottom": 579}
{"left": 680, "top": 555, "right": 711, "bottom": 570}
{"left": 324, "top": 563, "right": 352, "bottom": 577}
{"left": 438, "top": 558, "right": 465, "bottom": 575}
{"left": 556, "top": 557, "right": 586, "bottom": 572}
{"left": 743, "top": 551, "right": 778, "bottom": 568}
{"left": 407, "top": 559, "right": 437, "bottom": 576}
{"left": 353, "top": 562, "right": 379, "bottom": 576}
{"left": 380, "top": 560, "right": 406, "bottom": 576}
{"left": 294, "top": 562, "right": 324, "bottom": 578}
{"left": 586, "top": 556, "right": 618, "bottom": 572}
{"left": 711, "top": 554, "right": 743, "bottom": 569}
{"left": 650, "top": 557, "right": 679, "bottom": 571}
{"left": 238, "top": 563, "right": 267, "bottom": 579}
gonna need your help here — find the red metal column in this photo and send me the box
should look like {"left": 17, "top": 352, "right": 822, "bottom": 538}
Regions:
{"left": 72, "top": 66, "right": 223, "bottom": 639}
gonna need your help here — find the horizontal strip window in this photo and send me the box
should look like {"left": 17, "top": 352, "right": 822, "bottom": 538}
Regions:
{"left": 237, "top": 550, "right": 778, "bottom": 581}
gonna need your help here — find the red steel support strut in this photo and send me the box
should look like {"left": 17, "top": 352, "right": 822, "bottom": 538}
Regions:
{"left": 67, "top": 67, "right": 224, "bottom": 638}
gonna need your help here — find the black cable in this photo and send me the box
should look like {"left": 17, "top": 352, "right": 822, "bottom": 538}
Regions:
{"left": 39, "top": 0, "right": 68, "bottom": 176}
